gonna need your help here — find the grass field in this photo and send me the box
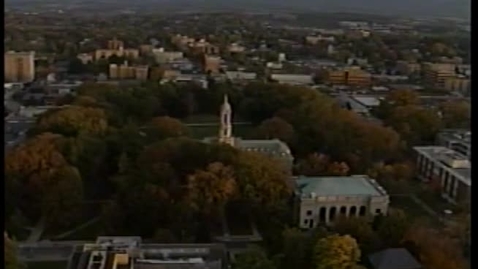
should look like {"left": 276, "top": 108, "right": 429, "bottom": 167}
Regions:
{"left": 184, "top": 114, "right": 248, "bottom": 123}
{"left": 27, "top": 261, "right": 68, "bottom": 269}
{"left": 189, "top": 124, "right": 254, "bottom": 139}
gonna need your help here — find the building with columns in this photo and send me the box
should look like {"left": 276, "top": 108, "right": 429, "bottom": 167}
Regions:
{"left": 294, "top": 175, "right": 389, "bottom": 229}
{"left": 413, "top": 146, "right": 471, "bottom": 204}
{"left": 203, "top": 95, "right": 293, "bottom": 173}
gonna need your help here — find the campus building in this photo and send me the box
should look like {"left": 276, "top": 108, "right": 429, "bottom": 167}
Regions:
{"left": 203, "top": 95, "right": 294, "bottom": 173}
{"left": 326, "top": 67, "right": 372, "bottom": 87}
{"left": 294, "top": 175, "right": 389, "bottom": 229}
{"left": 4, "top": 51, "right": 35, "bottom": 83}
{"left": 436, "top": 129, "right": 471, "bottom": 160}
{"left": 17, "top": 237, "right": 227, "bottom": 269}
{"left": 414, "top": 146, "right": 471, "bottom": 204}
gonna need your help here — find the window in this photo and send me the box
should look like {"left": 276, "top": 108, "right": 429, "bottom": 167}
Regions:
{"left": 304, "top": 219, "right": 308, "bottom": 224}
{"left": 306, "top": 210, "right": 312, "bottom": 216}
{"left": 375, "top": 209, "right": 382, "bottom": 214}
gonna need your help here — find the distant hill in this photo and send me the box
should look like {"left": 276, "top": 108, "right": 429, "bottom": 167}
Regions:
{"left": 5, "top": 0, "right": 471, "bottom": 19}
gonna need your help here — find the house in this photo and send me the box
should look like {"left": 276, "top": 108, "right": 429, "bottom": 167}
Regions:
{"left": 368, "top": 248, "right": 421, "bottom": 269}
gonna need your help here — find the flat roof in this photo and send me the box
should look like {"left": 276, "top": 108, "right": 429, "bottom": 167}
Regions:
{"left": 296, "top": 175, "right": 383, "bottom": 197}
{"left": 413, "top": 146, "right": 471, "bottom": 185}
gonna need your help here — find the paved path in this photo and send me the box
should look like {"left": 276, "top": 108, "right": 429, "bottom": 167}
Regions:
{"left": 51, "top": 217, "right": 101, "bottom": 240}
{"left": 390, "top": 193, "right": 455, "bottom": 226}
{"left": 26, "top": 217, "right": 46, "bottom": 243}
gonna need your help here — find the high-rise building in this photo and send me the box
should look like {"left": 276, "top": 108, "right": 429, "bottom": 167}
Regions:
{"left": 107, "top": 38, "right": 124, "bottom": 50}
{"left": 4, "top": 51, "right": 35, "bottom": 83}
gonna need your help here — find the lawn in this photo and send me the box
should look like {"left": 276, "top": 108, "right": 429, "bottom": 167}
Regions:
{"left": 184, "top": 114, "right": 248, "bottom": 124}
{"left": 389, "top": 196, "right": 432, "bottom": 221}
{"left": 189, "top": 124, "right": 254, "bottom": 139}
{"left": 26, "top": 261, "right": 68, "bottom": 269}
{"left": 41, "top": 201, "right": 107, "bottom": 240}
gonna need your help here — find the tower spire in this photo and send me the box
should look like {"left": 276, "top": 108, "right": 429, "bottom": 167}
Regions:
{"left": 219, "top": 94, "right": 233, "bottom": 145}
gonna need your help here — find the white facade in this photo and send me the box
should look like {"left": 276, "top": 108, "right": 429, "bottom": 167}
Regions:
{"left": 414, "top": 146, "right": 471, "bottom": 204}
{"left": 295, "top": 175, "right": 389, "bottom": 229}
{"left": 270, "top": 74, "right": 313, "bottom": 86}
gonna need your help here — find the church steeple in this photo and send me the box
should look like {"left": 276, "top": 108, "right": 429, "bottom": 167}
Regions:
{"left": 219, "top": 94, "right": 233, "bottom": 145}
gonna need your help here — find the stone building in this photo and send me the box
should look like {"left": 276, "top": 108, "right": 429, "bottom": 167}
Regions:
{"left": 203, "top": 95, "right": 293, "bottom": 173}
{"left": 4, "top": 51, "right": 35, "bottom": 83}
{"left": 414, "top": 146, "right": 470, "bottom": 204}
{"left": 294, "top": 175, "right": 389, "bottom": 229}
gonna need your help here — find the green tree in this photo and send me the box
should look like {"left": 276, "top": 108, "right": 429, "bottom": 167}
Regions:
{"left": 386, "top": 105, "right": 441, "bottom": 145}
{"left": 280, "top": 228, "right": 310, "bottom": 269}
{"left": 439, "top": 101, "right": 470, "bottom": 129}
{"left": 36, "top": 106, "right": 108, "bottom": 136}
{"left": 232, "top": 245, "right": 276, "bottom": 269}
{"left": 147, "top": 116, "right": 190, "bottom": 141}
{"left": 376, "top": 209, "right": 410, "bottom": 247}
{"left": 333, "top": 217, "right": 379, "bottom": 255}
{"left": 314, "top": 234, "right": 361, "bottom": 269}
{"left": 255, "top": 117, "right": 296, "bottom": 145}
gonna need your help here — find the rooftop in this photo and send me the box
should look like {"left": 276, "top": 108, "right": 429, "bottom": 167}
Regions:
{"left": 437, "top": 129, "right": 471, "bottom": 144}
{"left": 295, "top": 175, "right": 386, "bottom": 198}
{"left": 414, "top": 146, "right": 471, "bottom": 185}
{"left": 368, "top": 248, "right": 421, "bottom": 269}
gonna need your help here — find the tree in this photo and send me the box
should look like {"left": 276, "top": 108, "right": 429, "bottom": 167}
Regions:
{"left": 295, "top": 153, "right": 349, "bottom": 176}
{"left": 439, "top": 101, "right": 470, "bottom": 129}
{"left": 5, "top": 133, "right": 83, "bottom": 228}
{"left": 147, "top": 116, "right": 190, "bottom": 141}
{"left": 5, "top": 233, "right": 25, "bottom": 269}
{"left": 186, "top": 162, "right": 236, "bottom": 215}
{"left": 36, "top": 106, "right": 108, "bottom": 136}
{"left": 255, "top": 117, "right": 296, "bottom": 145}
{"left": 375, "top": 209, "right": 410, "bottom": 247}
{"left": 314, "top": 234, "right": 361, "bottom": 269}
{"left": 375, "top": 89, "right": 420, "bottom": 119}
{"left": 333, "top": 217, "right": 379, "bottom": 255}
{"left": 153, "top": 228, "right": 177, "bottom": 243}
{"left": 402, "top": 225, "right": 466, "bottom": 269}
{"left": 369, "top": 162, "right": 414, "bottom": 181}
{"left": 280, "top": 228, "right": 310, "bottom": 269}
{"left": 233, "top": 151, "right": 291, "bottom": 209}
{"left": 232, "top": 245, "right": 276, "bottom": 269}
{"left": 385, "top": 105, "right": 441, "bottom": 145}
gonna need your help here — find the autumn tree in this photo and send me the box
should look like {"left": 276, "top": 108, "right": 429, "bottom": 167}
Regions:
{"left": 375, "top": 89, "right": 420, "bottom": 119}
{"left": 35, "top": 105, "right": 108, "bottom": 136}
{"left": 5, "top": 133, "right": 83, "bottom": 228}
{"left": 233, "top": 151, "right": 291, "bottom": 210}
{"left": 385, "top": 105, "right": 441, "bottom": 145}
{"left": 232, "top": 245, "right": 276, "bottom": 269}
{"left": 295, "top": 153, "right": 349, "bottom": 176}
{"left": 314, "top": 234, "right": 361, "bottom": 269}
{"left": 186, "top": 162, "right": 236, "bottom": 216}
{"left": 439, "top": 100, "right": 470, "bottom": 129}
{"left": 402, "top": 225, "right": 467, "bottom": 269}
{"left": 255, "top": 117, "right": 296, "bottom": 146}
{"left": 146, "top": 116, "right": 190, "bottom": 141}
{"left": 333, "top": 217, "right": 379, "bottom": 255}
